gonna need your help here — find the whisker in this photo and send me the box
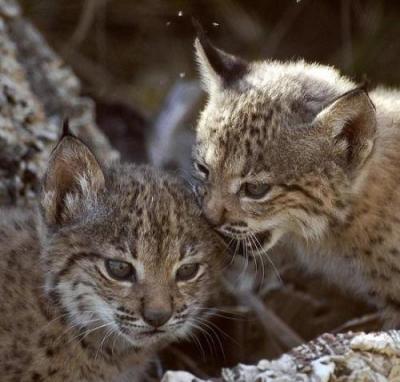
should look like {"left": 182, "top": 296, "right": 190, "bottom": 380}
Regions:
{"left": 54, "top": 314, "right": 100, "bottom": 345}
{"left": 239, "top": 238, "right": 249, "bottom": 279}
{"left": 69, "top": 322, "right": 113, "bottom": 346}
{"left": 186, "top": 322, "right": 212, "bottom": 358}
{"left": 189, "top": 317, "right": 226, "bottom": 359}
{"left": 192, "top": 307, "right": 246, "bottom": 321}
{"left": 95, "top": 326, "right": 116, "bottom": 360}
{"left": 186, "top": 319, "right": 218, "bottom": 358}
{"left": 37, "top": 311, "right": 71, "bottom": 332}
{"left": 252, "top": 234, "right": 283, "bottom": 283}
{"left": 247, "top": 234, "right": 259, "bottom": 274}
{"left": 232, "top": 238, "right": 240, "bottom": 266}
{"left": 186, "top": 328, "right": 206, "bottom": 360}
{"left": 192, "top": 316, "right": 239, "bottom": 346}
{"left": 111, "top": 330, "right": 120, "bottom": 357}
{"left": 51, "top": 302, "right": 116, "bottom": 346}
{"left": 249, "top": 233, "right": 266, "bottom": 285}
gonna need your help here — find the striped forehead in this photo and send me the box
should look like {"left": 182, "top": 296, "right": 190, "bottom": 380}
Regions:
{"left": 201, "top": 116, "right": 277, "bottom": 175}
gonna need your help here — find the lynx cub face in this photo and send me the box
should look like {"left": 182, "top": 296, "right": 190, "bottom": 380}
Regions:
{"left": 192, "top": 31, "right": 375, "bottom": 252}
{"left": 40, "top": 130, "right": 224, "bottom": 348}
{"left": 0, "top": 125, "right": 224, "bottom": 381}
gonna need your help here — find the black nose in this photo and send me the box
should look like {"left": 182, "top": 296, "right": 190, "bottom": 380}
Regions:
{"left": 143, "top": 309, "right": 172, "bottom": 328}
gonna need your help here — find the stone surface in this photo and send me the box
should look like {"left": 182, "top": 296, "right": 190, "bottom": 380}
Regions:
{"left": 0, "top": 0, "right": 118, "bottom": 206}
{"left": 162, "top": 331, "right": 400, "bottom": 381}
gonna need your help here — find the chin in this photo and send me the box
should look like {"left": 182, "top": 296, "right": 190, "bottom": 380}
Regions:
{"left": 121, "top": 329, "right": 176, "bottom": 349}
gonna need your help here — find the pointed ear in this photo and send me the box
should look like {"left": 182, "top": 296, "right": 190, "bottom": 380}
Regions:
{"left": 193, "top": 22, "right": 248, "bottom": 94}
{"left": 41, "top": 131, "right": 105, "bottom": 226}
{"left": 313, "top": 88, "right": 376, "bottom": 172}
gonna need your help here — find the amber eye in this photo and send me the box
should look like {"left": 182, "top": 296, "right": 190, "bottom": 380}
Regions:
{"left": 176, "top": 263, "right": 200, "bottom": 282}
{"left": 242, "top": 182, "right": 271, "bottom": 199}
{"left": 194, "top": 161, "right": 209, "bottom": 180}
{"left": 105, "top": 260, "right": 136, "bottom": 282}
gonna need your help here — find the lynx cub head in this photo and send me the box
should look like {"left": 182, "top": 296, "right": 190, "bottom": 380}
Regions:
{"left": 193, "top": 31, "right": 376, "bottom": 253}
{"left": 39, "top": 125, "right": 224, "bottom": 350}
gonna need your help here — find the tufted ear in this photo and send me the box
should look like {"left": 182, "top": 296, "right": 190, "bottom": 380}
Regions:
{"left": 313, "top": 87, "right": 376, "bottom": 172}
{"left": 193, "top": 21, "right": 248, "bottom": 95}
{"left": 41, "top": 120, "right": 105, "bottom": 226}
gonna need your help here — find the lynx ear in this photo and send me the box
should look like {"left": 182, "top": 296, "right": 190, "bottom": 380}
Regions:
{"left": 194, "top": 21, "right": 248, "bottom": 94}
{"left": 313, "top": 87, "right": 376, "bottom": 172}
{"left": 41, "top": 121, "right": 105, "bottom": 226}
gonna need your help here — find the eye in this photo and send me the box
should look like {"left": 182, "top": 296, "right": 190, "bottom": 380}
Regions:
{"left": 176, "top": 263, "right": 200, "bottom": 282}
{"left": 194, "top": 161, "right": 209, "bottom": 180}
{"left": 105, "top": 259, "right": 136, "bottom": 282}
{"left": 241, "top": 182, "right": 271, "bottom": 199}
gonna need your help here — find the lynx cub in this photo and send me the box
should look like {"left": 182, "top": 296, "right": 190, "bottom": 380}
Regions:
{"left": 192, "top": 30, "right": 400, "bottom": 326}
{"left": 0, "top": 125, "right": 224, "bottom": 381}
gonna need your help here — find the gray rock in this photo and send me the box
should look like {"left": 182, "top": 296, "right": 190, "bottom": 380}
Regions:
{"left": 0, "top": 0, "right": 118, "bottom": 206}
{"left": 162, "top": 331, "right": 400, "bottom": 381}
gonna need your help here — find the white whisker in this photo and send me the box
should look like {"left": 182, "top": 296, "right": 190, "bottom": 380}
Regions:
{"left": 95, "top": 326, "right": 116, "bottom": 360}
{"left": 249, "top": 233, "right": 266, "bottom": 283}
{"left": 186, "top": 319, "right": 218, "bottom": 357}
{"left": 189, "top": 317, "right": 226, "bottom": 359}
{"left": 252, "top": 233, "right": 282, "bottom": 283}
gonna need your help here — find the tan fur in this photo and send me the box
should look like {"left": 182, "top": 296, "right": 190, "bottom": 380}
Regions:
{"left": 193, "top": 36, "right": 400, "bottom": 326}
{"left": 0, "top": 134, "right": 224, "bottom": 381}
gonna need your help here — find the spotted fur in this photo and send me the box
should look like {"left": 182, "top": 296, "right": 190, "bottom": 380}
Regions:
{"left": 0, "top": 132, "right": 224, "bottom": 381}
{"left": 193, "top": 33, "right": 400, "bottom": 327}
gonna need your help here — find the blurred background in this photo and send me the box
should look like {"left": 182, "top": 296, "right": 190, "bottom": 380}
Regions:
{"left": 19, "top": 0, "right": 398, "bottom": 378}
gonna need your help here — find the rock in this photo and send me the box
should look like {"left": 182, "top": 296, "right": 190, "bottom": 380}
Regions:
{"left": 0, "top": 0, "right": 118, "bottom": 206}
{"left": 163, "top": 331, "right": 400, "bottom": 381}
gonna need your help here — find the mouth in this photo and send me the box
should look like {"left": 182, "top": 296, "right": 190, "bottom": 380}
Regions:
{"left": 219, "top": 230, "right": 271, "bottom": 256}
{"left": 138, "top": 329, "right": 165, "bottom": 337}
{"left": 118, "top": 325, "right": 167, "bottom": 345}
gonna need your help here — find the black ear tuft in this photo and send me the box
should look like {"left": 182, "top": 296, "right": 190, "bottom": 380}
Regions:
{"left": 359, "top": 76, "right": 373, "bottom": 96}
{"left": 41, "top": 129, "right": 105, "bottom": 227}
{"left": 193, "top": 20, "right": 248, "bottom": 91}
{"left": 192, "top": 17, "right": 206, "bottom": 41}
{"left": 61, "top": 118, "right": 74, "bottom": 139}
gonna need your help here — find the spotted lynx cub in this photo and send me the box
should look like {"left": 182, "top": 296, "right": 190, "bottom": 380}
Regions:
{"left": 192, "top": 30, "right": 400, "bottom": 326}
{"left": 0, "top": 125, "right": 224, "bottom": 381}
